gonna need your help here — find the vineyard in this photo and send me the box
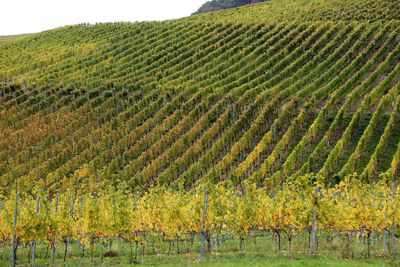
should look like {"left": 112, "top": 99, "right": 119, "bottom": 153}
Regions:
{"left": 1, "top": 0, "right": 400, "bottom": 265}
{"left": 0, "top": 174, "right": 399, "bottom": 265}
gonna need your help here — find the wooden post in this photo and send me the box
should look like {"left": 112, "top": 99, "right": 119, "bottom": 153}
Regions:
{"left": 372, "top": 190, "right": 375, "bottom": 245}
{"left": 310, "top": 187, "right": 318, "bottom": 257}
{"left": 384, "top": 186, "right": 388, "bottom": 252}
{"left": 392, "top": 183, "right": 395, "bottom": 252}
{"left": 32, "top": 169, "right": 40, "bottom": 264}
{"left": 52, "top": 196, "right": 58, "bottom": 263}
{"left": 11, "top": 180, "right": 18, "bottom": 267}
{"left": 78, "top": 198, "right": 83, "bottom": 249}
{"left": 360, "top": 229, "right": 364, "bottom": 245}
{"left": 200, "top": 186, "right": 208, "bottom": 262}
{"left": 68, "top": 197, "right": 75, "bottom": 250}
{"left": 32, "top": 196, "right": 40, "bottom": 264}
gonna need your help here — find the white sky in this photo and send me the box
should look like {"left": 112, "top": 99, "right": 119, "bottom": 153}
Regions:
{"left": 0, "top": 0, "right": 207, "bottom": 36}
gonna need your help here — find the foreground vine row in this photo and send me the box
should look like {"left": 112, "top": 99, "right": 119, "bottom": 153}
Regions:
{"left": 0, "top": 173, "right": 399, "bottom": 263}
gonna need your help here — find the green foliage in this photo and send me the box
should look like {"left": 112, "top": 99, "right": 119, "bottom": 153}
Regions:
{"left": 192, "top": 0, "right": 270, "bottom": 15}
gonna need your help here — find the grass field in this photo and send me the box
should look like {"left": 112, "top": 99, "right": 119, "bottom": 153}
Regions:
{"left": 1, "top": 231, "right": 398, "bottom": 266}
{"left": 0, "top": 33, "right": 33, "bottom": 44}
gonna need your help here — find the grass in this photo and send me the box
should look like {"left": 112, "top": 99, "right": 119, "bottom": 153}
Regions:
{"left": 0, "top": 33, "right": 33, "bottom": 43}
{"left": 1, "top": 231, "right": 399, "bottom": 266}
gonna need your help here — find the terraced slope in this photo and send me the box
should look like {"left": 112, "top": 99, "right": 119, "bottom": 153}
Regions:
{"left": 190, "top": 0, "right": 400, "bottom": 23}
{"left": 1, "top": 0, "right": 400, "bottom": 196}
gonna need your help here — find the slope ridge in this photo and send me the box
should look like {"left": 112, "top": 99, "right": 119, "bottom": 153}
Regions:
{"left": 189, "top": 0, "right": 400, "bottom": 23}
{"left": 192, "top": 0, "right": 270, "bottom": 15}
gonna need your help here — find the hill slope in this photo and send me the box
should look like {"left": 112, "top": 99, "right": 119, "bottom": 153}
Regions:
{"left": 192, "top": 0, "right": 269, "bottom": 15}
{"left": 1, "top": 0, "right": 400, "bottom": 196}
{"left": 190, "top": 0, "right": 400, "bottom": 23}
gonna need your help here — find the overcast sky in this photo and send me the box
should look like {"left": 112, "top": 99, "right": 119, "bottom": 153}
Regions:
{"left": 0, "top": 0, "right": 207, "bottom": 36}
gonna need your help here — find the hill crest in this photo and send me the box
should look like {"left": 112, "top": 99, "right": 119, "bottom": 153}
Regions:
{"left": 192, "top": 0, "right": 270, "bottom": 15}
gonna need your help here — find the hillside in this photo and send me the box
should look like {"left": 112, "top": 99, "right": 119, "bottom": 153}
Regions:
{"left": 1, "top": 0, "right": 400, "bottom": 197}
{"left": 190, "top": 0, "right": 400, "bottom": 23}
{"left": 0, "top": 33, "right": 33, "bottom": 44}
{"left": 192, "top": 0, "right": 269, "bottom": 15}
